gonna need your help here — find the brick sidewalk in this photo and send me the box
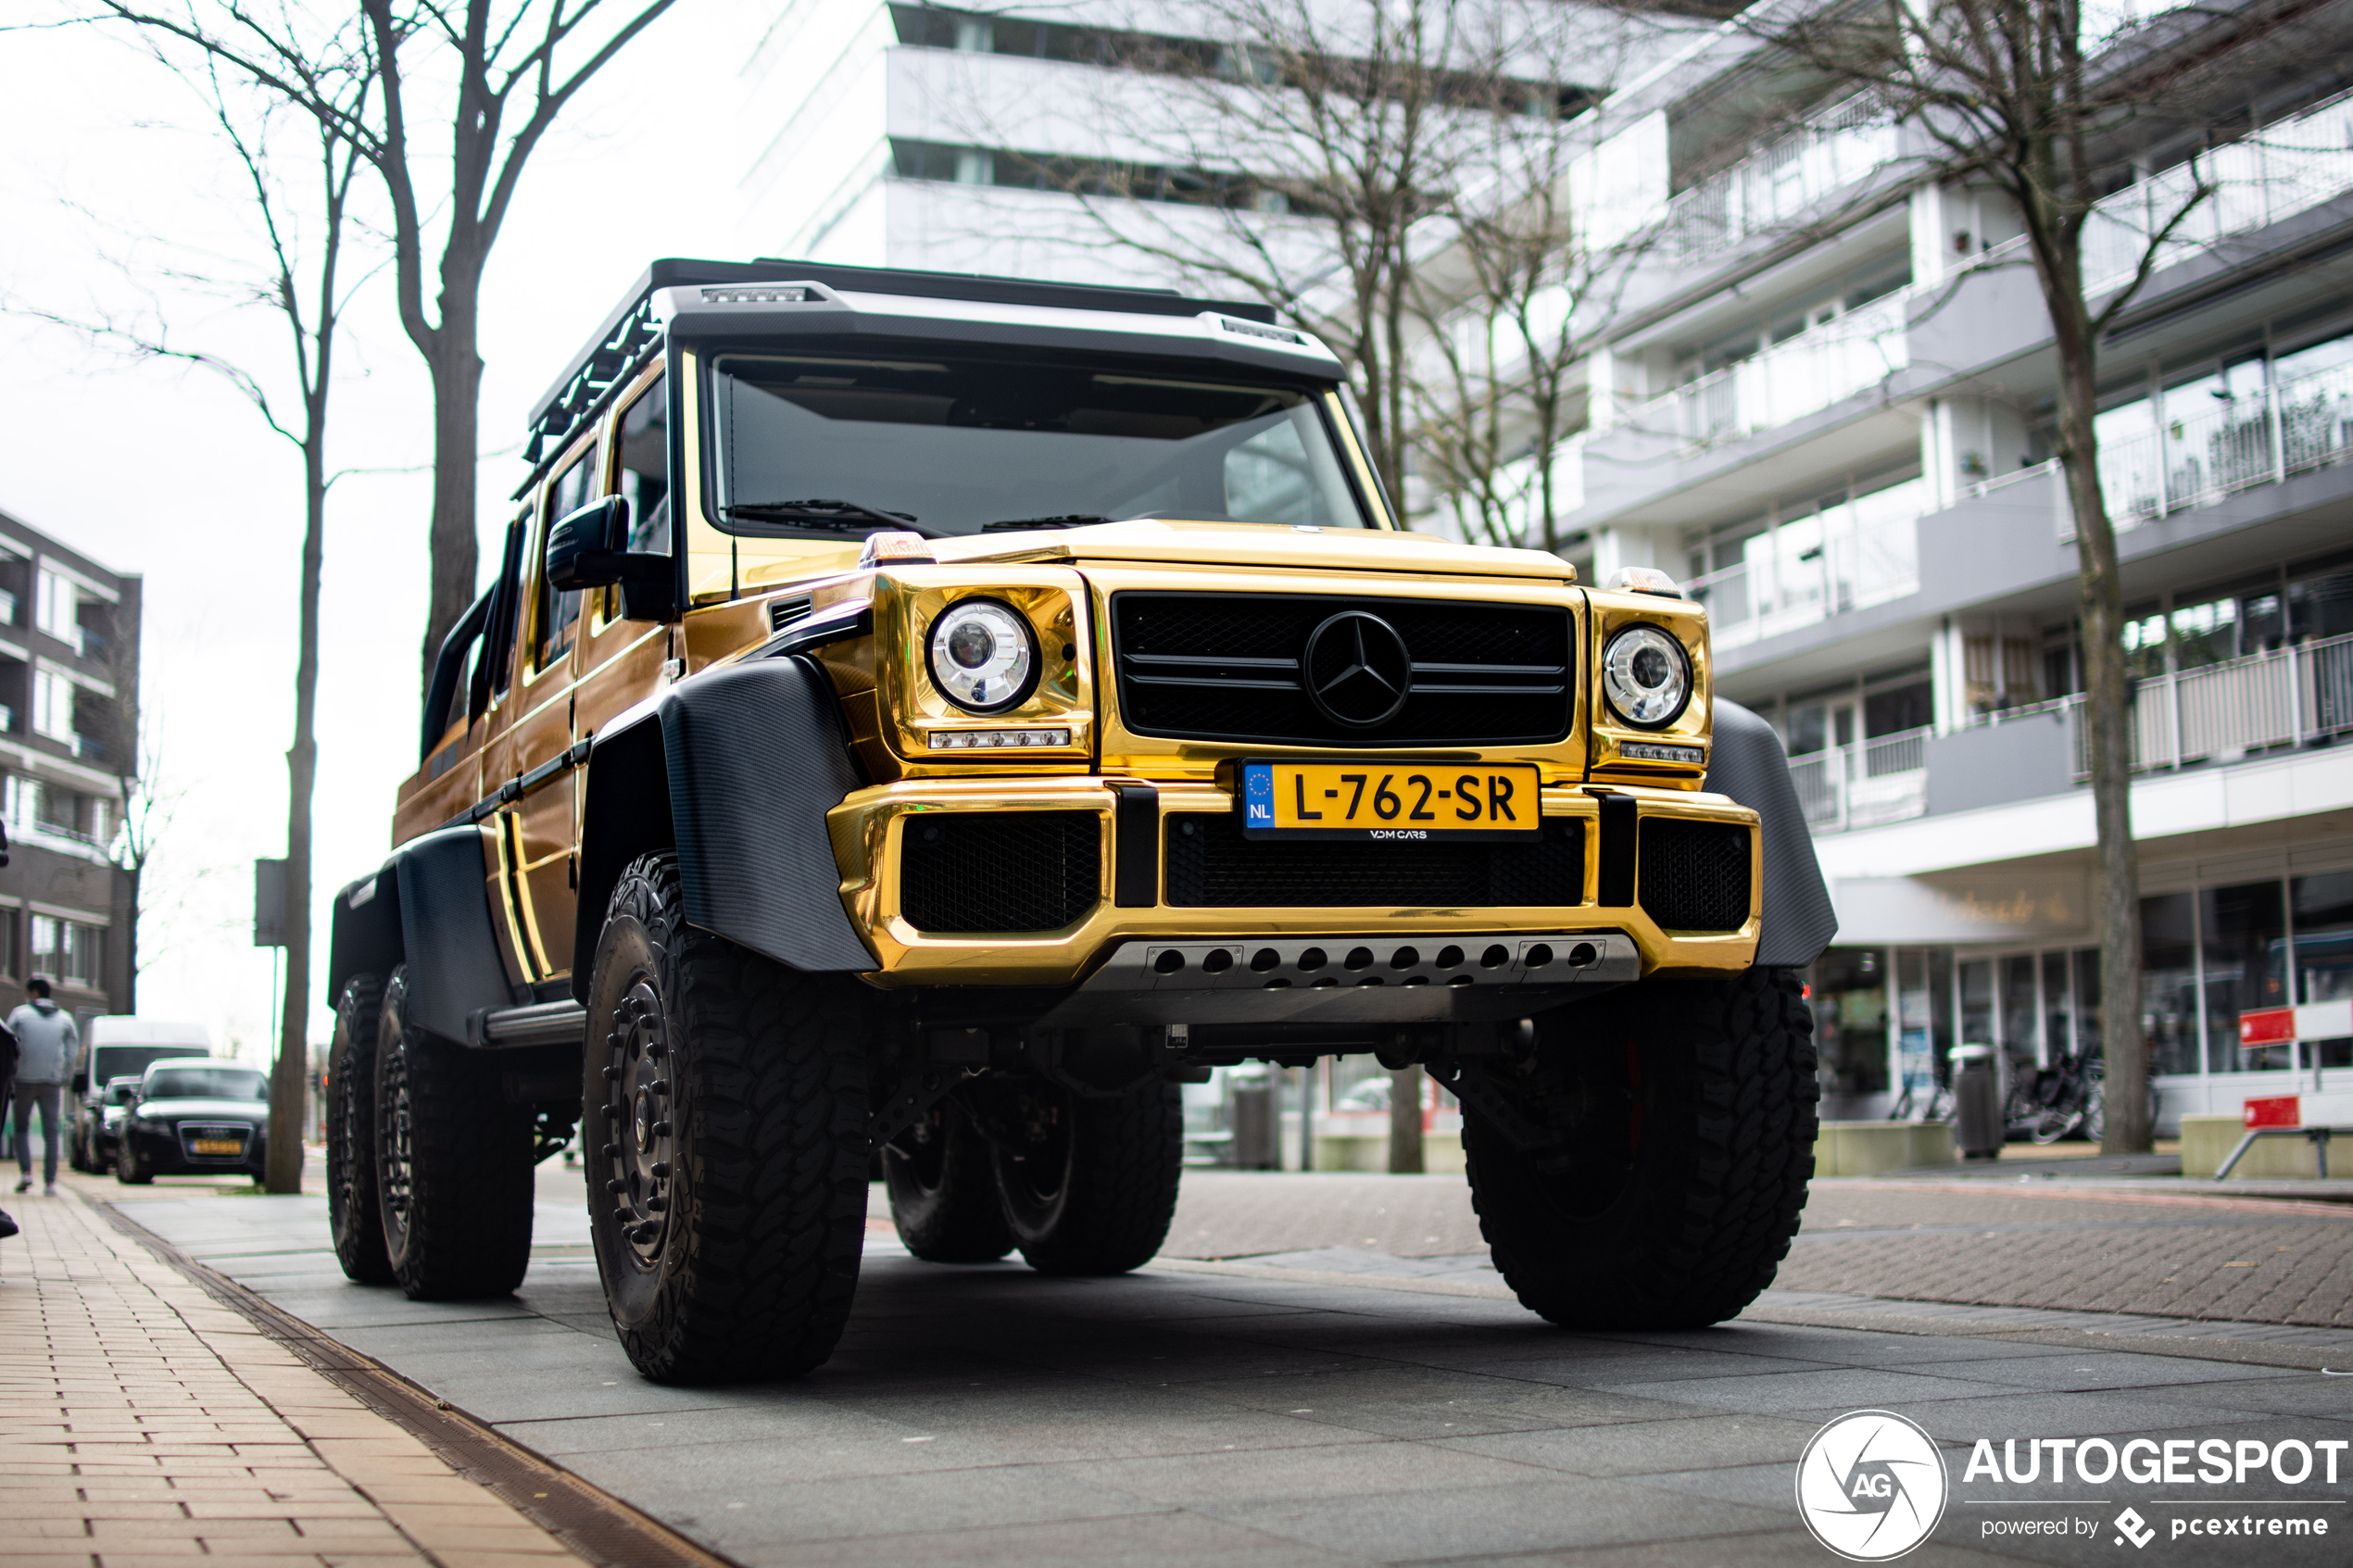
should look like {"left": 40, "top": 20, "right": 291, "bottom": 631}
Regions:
{"left": 0, "top": 1185, "right": 591, "bottom": 1568}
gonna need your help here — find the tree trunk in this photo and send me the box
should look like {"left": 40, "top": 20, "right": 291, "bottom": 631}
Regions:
{"left": 269, "top": 434, "right": 328, "bottom": 1195}
{"left": 122, "top": 861, "right": 139, "bottom": 1014}
{"left": 418, "top": 322, "right": 484, "bottom": 694}
{"left": 2046, "top": 295, "right": 2150, "bottom": 1155}
{"left": 1387, "top": 1066, "right": 1424, "bottom": 1173}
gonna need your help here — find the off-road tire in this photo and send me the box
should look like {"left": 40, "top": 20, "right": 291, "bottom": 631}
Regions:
{"left": 374, "top": 967, "right": 536, "bottom": 1299}
{"left": 327, "top": 974, "right": 394, "bottom": 1284}
{"left": 585, "top": 852, "right": 873, "bottom": 1384}
{"left": 991, "top": 1081, "right": 1182, "bottom": 1274}
{"left": 885, "top": 1101, "right": 1015, "bottom": 1262}
{"left": 1465, "top": 965, "right": 1818, "bottom": 1329}
{"left": 115, "top": 1135, "right": 152, "bottom": 1185}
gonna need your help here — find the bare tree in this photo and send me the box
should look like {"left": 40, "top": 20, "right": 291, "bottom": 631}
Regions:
{"left": 1711, "top": 0, "right": 2321, "bottom": 1150}
{"left": 67, "top": 5, "right": 378, "bottom": 1191}
{"left": 358, "top": 0, "right": 674, "bottom": 691}
{"left": 87, "top": 0, "right": 676, "bottom": 694}
{"left": 1404, "top": 72, "right": 1655, "bottom": 554}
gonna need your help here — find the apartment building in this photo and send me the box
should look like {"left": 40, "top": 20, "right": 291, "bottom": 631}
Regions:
{"left": 1540, "top": 17, "right": 2353, "bottom": 1128}
{"left": 0, "top": 507, "right": 138, "bottom": 1023}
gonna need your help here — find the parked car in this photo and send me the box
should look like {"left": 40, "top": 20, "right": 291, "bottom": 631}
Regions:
{"left": 69, "top": 1018, "right": 212, "bottom": 1173}
{"left": 77, "top": 1075, "right": 146, "bottom": 1171}
{"left": 115, "top": 1061, "right": 271, "bottom": 1184}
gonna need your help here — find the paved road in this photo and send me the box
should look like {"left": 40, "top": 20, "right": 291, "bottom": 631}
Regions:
{"left": 105, "top": 1169, "right": 2353, "bottom": 1566}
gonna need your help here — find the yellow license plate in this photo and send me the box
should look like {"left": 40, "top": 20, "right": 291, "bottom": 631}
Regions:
{"left": 189, "top": 1138, "right": 243, "bottom": 1155}
{"left": 1239, "top": 761, "right": 1542, "bottom": 840}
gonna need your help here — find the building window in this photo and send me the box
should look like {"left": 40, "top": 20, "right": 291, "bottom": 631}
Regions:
{"left": 31, "top": 668, "right": 72, "bottom": 742}
{"left": 30, "top": 913, "right": 102, "bottom": 990}
{"left": 33, "top": 569, "right": 79, "bottom": 646}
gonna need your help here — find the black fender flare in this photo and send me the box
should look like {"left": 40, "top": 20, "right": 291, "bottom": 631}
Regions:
{"left": 571, "top": 655, "right": 876, "bottom": 997}
{"left": 327, "top": 824, "right": 517, "bottom": 1042}
{"left": 1705, "top": 698, "right": 1838, "bottom": 969}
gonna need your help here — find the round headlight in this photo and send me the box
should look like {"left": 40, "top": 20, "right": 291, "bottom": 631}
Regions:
{"left": 1602, "top": 625, "right": 1692, "bottom": 727}
{"left": 927, "top": 599, "right": 1037, "bottom": 713}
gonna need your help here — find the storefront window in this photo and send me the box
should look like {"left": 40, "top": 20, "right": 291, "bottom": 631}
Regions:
{"left": 2001, "top": 954, "right": 2039, "bottom": 1067}
{"left": 1807, "top": 948, "right": 1889, "bottom": 1099}
{"left": 2291, "top": 870, "right": 2353, "bottom": 1069}
{"left": 2074, "top": 948, "right": 2102, "bottom": 1062}
{"left": 2043, "top": 951, "right": 2075, "bottom": 1059}
{"left": 2202, "top": 880, "right": 2289, "bottom": 1072}
{"left": 1958, "top": 959, "right": 1994, "bottom": 1048}
{"left": 2142, "top": 893, "right": 2200, "bottom": 1077}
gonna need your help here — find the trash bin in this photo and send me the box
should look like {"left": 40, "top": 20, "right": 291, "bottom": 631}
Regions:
{"left": 1229, "top": 1073, "right": 1278, "bottom": 1170}
{"left": 1952, "top": 1044, "right": 2002, "bottom": 1160}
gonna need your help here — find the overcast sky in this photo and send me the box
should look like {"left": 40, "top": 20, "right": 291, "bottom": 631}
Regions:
{"left": 0, "top": 3, "right": 789, "bottom": 1057}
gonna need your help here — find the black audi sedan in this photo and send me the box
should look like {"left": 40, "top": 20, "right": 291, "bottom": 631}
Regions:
{"left": 116, "top": 1061, "right": 271, "bottom": 1183}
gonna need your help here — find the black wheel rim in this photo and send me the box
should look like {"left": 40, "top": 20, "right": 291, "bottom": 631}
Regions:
{"left": 599, "top": 975, "right": 674, "bottom": 1270}
{"left": 888, "top": 1110, "right": 950, "bottom": 1196}
{"left": 1000, "top": 1087, "right": 1071, "bottom": 1210}
{"left": 380, "top": 1038, "right": 415, "bottom": 1246}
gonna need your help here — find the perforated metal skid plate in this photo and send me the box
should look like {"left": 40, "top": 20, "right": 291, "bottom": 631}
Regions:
{"left": 1036, "top": 930, "right": 1638, "bottom": 1027}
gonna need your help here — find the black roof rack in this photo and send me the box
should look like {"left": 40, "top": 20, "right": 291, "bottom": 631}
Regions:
{"left": 516, "top": 257, "right": 1280, "bottom": 496}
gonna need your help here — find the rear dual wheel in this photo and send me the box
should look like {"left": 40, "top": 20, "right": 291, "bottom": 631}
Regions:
{"left": 886, "top": 1080, "right": 1182, "bottom": 1276}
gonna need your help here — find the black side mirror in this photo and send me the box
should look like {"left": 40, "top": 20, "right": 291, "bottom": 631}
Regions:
{"left": 547, "top": 496, "right": 676, "bottom": 621}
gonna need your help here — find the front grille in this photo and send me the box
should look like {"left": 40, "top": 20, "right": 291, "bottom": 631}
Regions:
{"left": 1166, "top": 813, "right": 1584, "bottom": 907}
{"left": 1639, "top": 820, "right": 1751, "bottom": 932}
{"left": 900, "top": 812, "right": 1101, "bottom": 934}
{"left": 1113, "top": 592, "right": 1571, "bottom": 746}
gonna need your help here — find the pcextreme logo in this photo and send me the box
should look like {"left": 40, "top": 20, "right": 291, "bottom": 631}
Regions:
{"left": 1796, "top": 1410, "right": 1951, "bottom": 1561}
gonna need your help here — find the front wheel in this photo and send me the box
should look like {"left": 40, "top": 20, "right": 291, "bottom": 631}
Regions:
{"left": 585, "top": 851, "right": 873, "bottom": 1384}
{"left": 1465, "top": 966, "right": 1818, "bottom": 1329}
{"left": 116, "top": 1135, "right": 153, "bottom": 1185}
{"left": 989, "top": 1080, "right": 1182, "bottom": 1275}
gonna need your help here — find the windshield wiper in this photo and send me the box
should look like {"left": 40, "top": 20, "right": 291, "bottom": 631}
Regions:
{"left": 724, "top": 498, "right": 936, "bottom": 535}
{"left": 978, "top": 514, "right": 1114, "bottom": 533}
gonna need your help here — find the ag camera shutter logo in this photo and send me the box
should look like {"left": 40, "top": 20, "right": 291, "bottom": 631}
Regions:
{"left": 1796, "top": 1410, "right": 1950, "bottom": 1561}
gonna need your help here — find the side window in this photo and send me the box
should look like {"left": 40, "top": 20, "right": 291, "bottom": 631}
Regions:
{"left": 536, "top": 450, "right": 598, "bottom": 671}
{"left": 618, "top": 377, "right": 671, "bottom": 555}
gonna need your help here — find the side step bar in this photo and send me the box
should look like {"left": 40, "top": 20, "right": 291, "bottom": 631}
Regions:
{"left": 469, "top": 999, "right": 588, "bottom": 1050}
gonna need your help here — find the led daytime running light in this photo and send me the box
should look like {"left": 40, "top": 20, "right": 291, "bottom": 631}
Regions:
{"left": 930, "top": 728, "right": 1072, "bottom": 750}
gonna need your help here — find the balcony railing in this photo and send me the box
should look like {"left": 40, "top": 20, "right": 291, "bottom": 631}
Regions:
{"left": 2060, "top": 631, "right": 2353, "bottom": 774}
{"left": 1686, "top": 491, "right": 1922, "bottom": 650}
{"left": 1646, "top": 293, "right": 1910, "bottom": 450}
{"left": 2095, "top": 358, "right": 2353, "bottom": 529}
{"left": 1660, "top": 97, "right": 1898, "bottom": 262}
{"left": 2079, "top": 87, "right": 2353, "bottom": 296}
{"left": 1790, "top": 726, "right": 1931, "bottom": 833}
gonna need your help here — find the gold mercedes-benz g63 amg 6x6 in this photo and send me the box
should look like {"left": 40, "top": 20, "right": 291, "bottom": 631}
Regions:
{"left": 326, "top": 259, "right": 1837, "bottom": 1384}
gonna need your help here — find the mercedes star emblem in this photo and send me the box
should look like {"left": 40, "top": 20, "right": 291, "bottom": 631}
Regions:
{"left": 1302, "top": 610, "right": 1413, "bottom": 728}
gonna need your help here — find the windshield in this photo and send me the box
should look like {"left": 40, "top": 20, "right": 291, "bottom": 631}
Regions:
{"left": 145, "top": 1066, "right": 267, "bottom": 1102}
{"left": 706, "top": 350, "right": 1369, "bottom": 537}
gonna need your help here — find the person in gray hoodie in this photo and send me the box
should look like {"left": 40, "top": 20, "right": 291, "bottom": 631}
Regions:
{"left": 9, "top": 979, "right": 79, "bottom": 1195}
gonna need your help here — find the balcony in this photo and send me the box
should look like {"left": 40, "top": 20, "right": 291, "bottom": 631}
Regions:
{"left": 2058, "top": 631, "right": 2353, "bottom": 774}
{"left": 1660, "top": 98, "right": 1897, "bottom": 263}
{"left": 1640, "top": 292, "right": 1910, "bottom": 451}
{"left": 1790, "top": 727, "right": 1930, "bottom": 833}
{"left": 1686, "top": 483, "right": 1922, "bottom": 650}
{"left": 2076, "top": 86, "right": 2353, "bottom": 296}
{"left": 2094, "top": 357, "right": 2353, "bottom": 530}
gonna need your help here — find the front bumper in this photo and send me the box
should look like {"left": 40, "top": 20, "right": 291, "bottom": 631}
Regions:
{"left": 827, "top": 777, "right": 1760, "bottom": 991}
{"left": 125, "top": 1122, "right": 267, "bottom": 1174}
